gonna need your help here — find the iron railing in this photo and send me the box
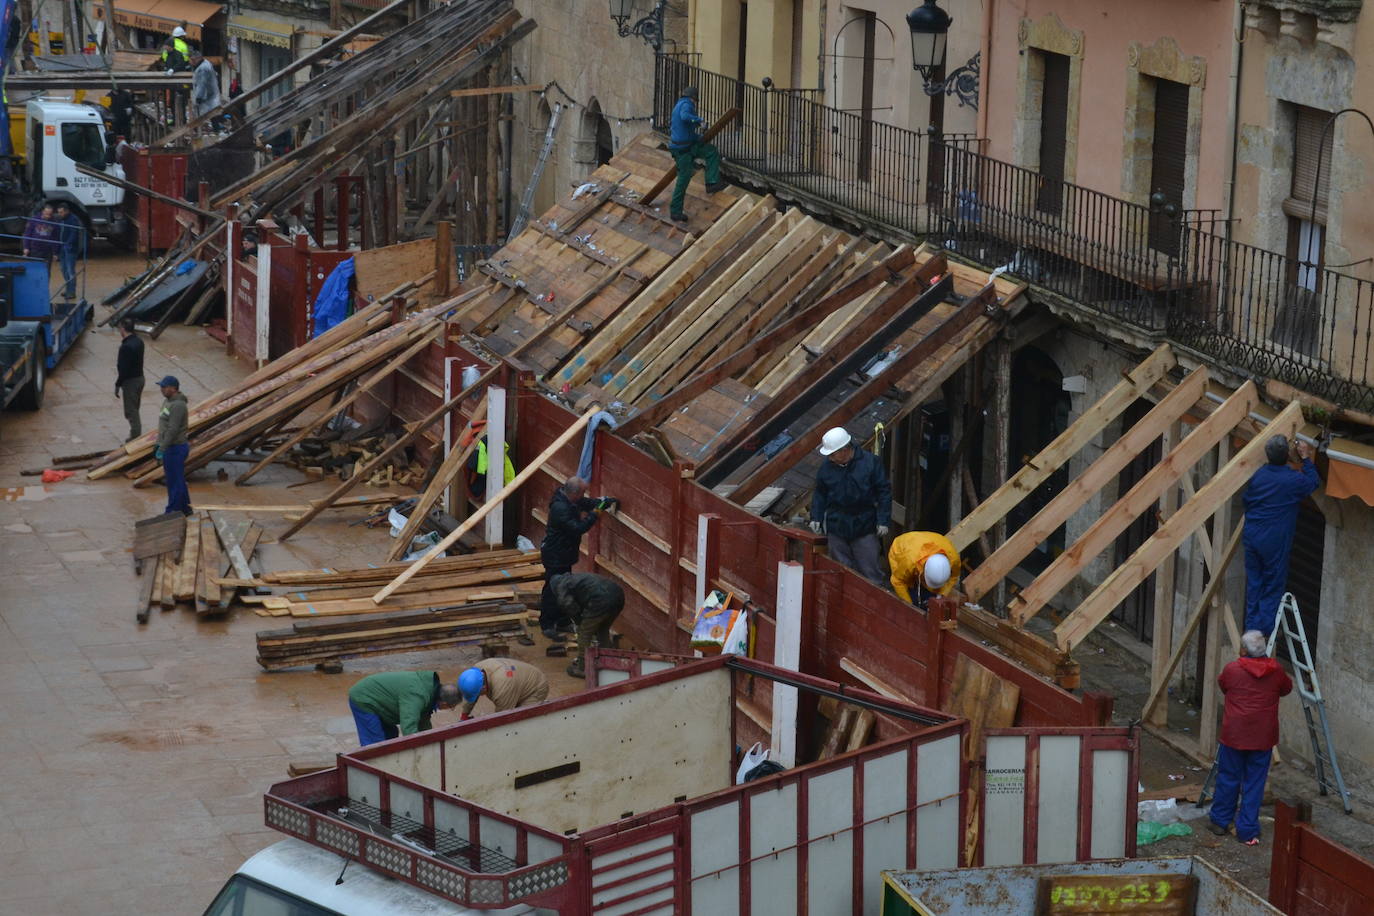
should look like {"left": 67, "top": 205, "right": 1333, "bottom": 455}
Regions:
{"left": 652, "top": 56, "right": 1374, "bottom": 412}
{"left": 1167, "top": 228, "right": 1374, "bottom": 411}
{"left": 654, "top": 54, "right": 980, "bottom": 232}
{"left": 926, "top": 141, "right": 1222, "bottom": 331}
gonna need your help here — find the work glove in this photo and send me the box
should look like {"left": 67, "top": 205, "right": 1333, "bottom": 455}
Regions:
{"left": 808, "top": 520, "right": 823, "bottom": 534}
{"left": 876, "top": 525, "right": 890, "bottom": 538}
{"left": 165, "top": 69, "right": 175, "bottom": 76}
{"left": 597, "top": 496, "right": 620, "bottom": 512}
{"left": 154, "top": 446, "right": 163, "bottom": 461}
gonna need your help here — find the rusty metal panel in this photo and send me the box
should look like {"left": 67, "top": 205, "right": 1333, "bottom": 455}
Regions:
{"left": 1037, "top": 736, "right": 1081, "bottom": 864}
{"left": 984, "top": 735, "right": 1027, "bottom": 866}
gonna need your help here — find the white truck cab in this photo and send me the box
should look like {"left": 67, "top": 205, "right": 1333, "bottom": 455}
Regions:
{"left": 23, "top": 98, "right": 126, "bottom": 237}
{"left": 204, "top": 839, "right": 540, "bottom": 916}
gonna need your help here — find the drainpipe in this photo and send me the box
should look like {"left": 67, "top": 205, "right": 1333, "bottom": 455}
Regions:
{"left": 1224, "top": 3, "right": 1246, "bottom": 243}
{"left": 976, "top": 0, "right": 995, "bottom": 142}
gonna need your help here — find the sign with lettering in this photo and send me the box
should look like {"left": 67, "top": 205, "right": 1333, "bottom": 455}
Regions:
{"left": 1036, "top": 874, "right": 1197, "bottom": 915}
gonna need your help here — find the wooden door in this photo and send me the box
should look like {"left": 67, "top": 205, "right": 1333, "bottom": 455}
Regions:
{"left": 1035, "top": 52, "right": 1070, "bottom": 215}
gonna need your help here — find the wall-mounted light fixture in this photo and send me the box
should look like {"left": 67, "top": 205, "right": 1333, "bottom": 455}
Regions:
{"left": 610, "top": 0, "right": 666, "bottom": 52}
{"left": 907, "top": 0, "right": 980, "bottom": 110}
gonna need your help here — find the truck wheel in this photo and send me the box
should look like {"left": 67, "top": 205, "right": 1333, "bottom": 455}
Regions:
{"left": 14, "top": 335, "right": 45, "bottom": 410}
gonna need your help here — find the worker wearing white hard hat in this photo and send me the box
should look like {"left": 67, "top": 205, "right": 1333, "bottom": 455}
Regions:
{"left": 810, "top": 426, "right": 892, "bottom": 584}
{"left": 888, "top": 531, "right": 961, "bottom": 602}
{"left": 171, "top": 25, "right": 186, "bottom": 36}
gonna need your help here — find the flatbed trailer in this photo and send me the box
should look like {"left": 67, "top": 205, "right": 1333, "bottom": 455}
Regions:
{"left": 264, "top": 653, "right": 1142, "bottom": 914}
{"left": 0, "top": 251, "right": 90, "bottom": 411}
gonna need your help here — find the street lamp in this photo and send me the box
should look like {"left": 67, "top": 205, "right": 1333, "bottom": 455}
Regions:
{"left": 906, "top": 0, "right": 952, "bottom": 81}
{"left": 610, "top": 0, "right": 666, "bottom": 52}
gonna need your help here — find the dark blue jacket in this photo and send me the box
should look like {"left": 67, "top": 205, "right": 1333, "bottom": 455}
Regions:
{"left": 540, "top": 489, "right": 600, "bottom": 569}
{"left": 57, "top": 213, "right": 84, "bottom": 254}
{"left": 1242, "top": 459, "right": 1319, "bottom": 544}
{"left": 669, "top": 96, "right": 703, "bottom": 151}
{"left": 811, "top": 449, "right": 892, "bottom": 541}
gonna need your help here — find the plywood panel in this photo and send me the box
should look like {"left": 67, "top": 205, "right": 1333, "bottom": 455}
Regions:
{"left": 353, "top": 237, "right": 438, "bottom": 300}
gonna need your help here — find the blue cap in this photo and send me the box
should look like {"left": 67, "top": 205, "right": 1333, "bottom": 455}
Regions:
{"left": 458, "top": 668, "right": 485, "bottom": 704}
{"left": 158, "top": 375, "right": 180, "bottom": 388}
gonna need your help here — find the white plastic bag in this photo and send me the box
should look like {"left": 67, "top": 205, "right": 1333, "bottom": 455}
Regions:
{"left": 722, "top": 609, "right": 749, "bottom": 656}
{"left": 736, "top": 743, "right": 770, "bottom": 785}
{"left": 388, "top": 507, "right": 409, "bottom": 537}
{"left": 515, "top": 535, "right": 536, "bottom": 552}
{"left": 1136, "top": 798, "right": 1182, "bottom": 824}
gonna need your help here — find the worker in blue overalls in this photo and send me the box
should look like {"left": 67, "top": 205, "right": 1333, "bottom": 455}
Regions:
{"left": 1241, "top": 435, "right": 1319, "bottom": 635}
{"left": 667, "top": 86, "right": 726, "bottom": 223}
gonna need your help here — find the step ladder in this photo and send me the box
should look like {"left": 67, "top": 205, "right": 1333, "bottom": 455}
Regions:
{"left": 1198, "top": 593, "right": 1351, "bottom": 813}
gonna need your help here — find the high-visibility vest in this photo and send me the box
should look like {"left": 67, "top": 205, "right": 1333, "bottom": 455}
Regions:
{"left": 476, "top": 439, "right": 515, "bottom": 485}
{"left": 160, "top": 36, "right": 190, "bottom": 63}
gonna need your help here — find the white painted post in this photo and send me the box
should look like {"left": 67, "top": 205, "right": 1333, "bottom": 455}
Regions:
{"left": 254, "top": 241, "right": 271, "bottom": 366}
{"left": 442, "top": 357, "right": 462, "bottom": 514}
{"left": 771, "top": 560, "right": 805, "bottom": 768}
{"left": 224, "top": 221, "right": 235, "bottom": 339}
{"left": 484, "top": 386, "right": 506, "bottom": 546}
{"left": 695, "top": 514, "right": 711, "bottom": 610}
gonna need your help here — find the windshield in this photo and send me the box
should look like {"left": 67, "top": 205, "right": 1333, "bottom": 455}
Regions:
{"left": 60, "top": 123, "right": 105, "bottom": 170}
{"left": 202, "top": 875, "right": 344, "bottom": 916}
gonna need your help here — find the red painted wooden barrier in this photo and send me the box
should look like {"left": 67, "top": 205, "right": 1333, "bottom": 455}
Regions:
{"left": 1270, "top": 801, "right": 1374, "bottom": 915}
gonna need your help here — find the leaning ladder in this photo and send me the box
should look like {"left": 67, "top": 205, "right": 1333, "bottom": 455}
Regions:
{"left": 1199, "top": 593, "right": 1352, "bottom": 813}
{"left": 507, "top": 102, "right": 563, "bottom": 241}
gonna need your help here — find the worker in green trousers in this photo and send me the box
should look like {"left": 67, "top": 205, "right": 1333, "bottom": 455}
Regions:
{"left": 667, "top": 86, "right": 726, "bottom": 222}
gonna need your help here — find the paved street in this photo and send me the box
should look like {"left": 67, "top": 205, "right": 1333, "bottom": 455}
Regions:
{"left": 0, "top": 248, "right": 576, "bottom": 914}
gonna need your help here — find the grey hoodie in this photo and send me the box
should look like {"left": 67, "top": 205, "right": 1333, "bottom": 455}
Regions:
{"left": 157, "top": 391, "right": 189, "bottom": 447}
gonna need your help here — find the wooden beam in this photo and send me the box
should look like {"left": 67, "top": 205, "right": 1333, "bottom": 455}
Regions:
{"left": 641, "top": 108, "right": 742, "bottom": 206}
{"left": 1053, "top": 401, "right": 1302, "bottom": 651}
{"left": 373, "top": 406, "right": 600, "bottom": 603}
{"left": 618, "top": 244, "right": 916, "bottom": 437}
{"left": 450, "top": 84, "right": 547, "bottom": 97}
{"left": 1140, "top": 519, "right": 1244, "bottom": 722}
{"left": 1146, "top": 420, "right": 1183, "bottom": 728}
{"left": 1009, "top": 381, "right": 1259, "bottom": 626}
{"left": 948, "top": 343, "right": 1176, "bottom": 552}
{"left": 385, "top": 399, "right": 488, "bottom": 561}
{"left": 962, "top": 367, "right": 1209, "bottom": 602}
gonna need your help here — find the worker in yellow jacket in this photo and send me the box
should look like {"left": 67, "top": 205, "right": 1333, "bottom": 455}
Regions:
{"left": 889, "top": 531, "right": 960, "bottom": 603}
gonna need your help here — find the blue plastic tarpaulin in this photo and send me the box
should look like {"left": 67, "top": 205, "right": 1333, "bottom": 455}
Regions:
{"left": 311, "top": 257, "right": 355, "bottom": 338}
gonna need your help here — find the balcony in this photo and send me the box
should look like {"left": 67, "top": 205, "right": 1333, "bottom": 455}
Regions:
{"left": 651, "top": 57, "right": 1374, "bottom": 414}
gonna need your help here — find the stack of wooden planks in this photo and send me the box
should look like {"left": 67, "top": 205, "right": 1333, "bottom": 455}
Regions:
{"left": 255, "top": 601, "right": 531, "bottom": 670}
{"left": 133, "top": 510, "right": 264, "bottom": 621}
{"left": 240, "top": 548, "right": 543, "bottom": 618}
{"left": 88, "top": 285, "right": 481, "bottom": 491}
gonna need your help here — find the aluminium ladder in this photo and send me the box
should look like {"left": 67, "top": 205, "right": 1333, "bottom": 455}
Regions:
{"left": 507, "top": 101, "right": 562, "bottom": 241}
{"left": 1199, "top": 593, "right": 1351, "bottom": 813}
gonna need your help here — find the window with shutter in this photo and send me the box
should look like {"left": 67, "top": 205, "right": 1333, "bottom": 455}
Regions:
{"left": 1036, "top": 51, "right": 1070, "bottom": 215}
{"left": 1277, "top": 104, "right": 1331, "bottom": 355}
{"left": 1147, "top": 78, "right": 1190, "bottom": 255}
{"left": 1285, "top": 105, "right": 1333, "bottom": 224}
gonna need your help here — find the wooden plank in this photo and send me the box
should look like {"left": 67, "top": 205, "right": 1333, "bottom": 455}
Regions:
{"left": 817, "top": 706, "right": 857, "bottom": 760}
{"left": 962, "top": 367, "right": 1209, "bottom": 601}
{"left": 1053, "top": 401, "right": 1302, "bottom": 650}
{"left": 941, "top": 653, "right": 1019, "bottom": 866}
{"left": 1009, "top": 381, "right": 1260, "bottom": 627}
{"left": 197, "top": 517, "right": 223, "bottom": 609}
{"left": 449, "top": 84, "right": 547, "bottom": 97}
{"left": 373, "top": 406, "right": 601, "bottom": 602}
{"left": 640, "top": 108, "right": 742, "bottom": 205}
{"left": 948, "top": 343, "right": 1177, "bottom": 552}
{"left": 956, "top": 604, "right": 1079, "bottom": 687}
{"left": 1139, "top": 520, "right": 1243, "bottom": 721}
{"left": 173, "top": 520, "right": 201, "bottom": 601}
{"left": 839, "top": 656, "right": 918, "bottom": 703}
{"left": 213, "top": 512, "right": 255, "bottom": 582}
{"left": 135, "top": 557, "right": 158, "bottom": 624}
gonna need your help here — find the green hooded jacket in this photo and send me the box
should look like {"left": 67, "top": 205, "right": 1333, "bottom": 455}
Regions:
{"left": 347, "top": 671, "right": 441, "bottom": 735}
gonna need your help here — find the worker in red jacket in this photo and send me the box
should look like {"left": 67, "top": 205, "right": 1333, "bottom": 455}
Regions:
{"left": 1208, "top": 630, "right": 1293, "bottom": 846}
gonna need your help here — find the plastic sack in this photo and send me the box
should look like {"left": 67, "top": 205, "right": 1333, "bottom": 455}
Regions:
{"left": 721, "top": 609, "right": 749, "bottom": 656}
{"left": 515, "top": 535, "right": 536, "bottom": 552}
{"left": 388, "top": 507, "right": 409, "bottom": 537}
{"left": 690, "top": 590, "right": 738, "bottom": 651}
{"left": 402, "top": 531, "right": 441, "bottom": 561}
{"left": 736, "top": 743, "right": 769, "bottom": 784}
{"left": 1137, "top": 798, "right": 1182, "bottom": 824}
{"left": 1136, "top": 821, "right": 1193, "bottom": 846}
{"left": 40, "top": 469, "right": 74, "bottom": 483}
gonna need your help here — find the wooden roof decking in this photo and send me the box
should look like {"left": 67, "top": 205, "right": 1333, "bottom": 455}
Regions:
{"left": 462, "top": 134, "right": 1029, "bottom": 526}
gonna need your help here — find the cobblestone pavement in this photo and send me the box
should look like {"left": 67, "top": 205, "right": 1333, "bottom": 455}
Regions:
{"left": 0, "top": 248, "right": 579, "bottom": 914}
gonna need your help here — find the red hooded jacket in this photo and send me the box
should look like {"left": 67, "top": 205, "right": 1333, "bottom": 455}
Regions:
{"left": 1219, "top": 655, "right": 1293, "bottom": 750}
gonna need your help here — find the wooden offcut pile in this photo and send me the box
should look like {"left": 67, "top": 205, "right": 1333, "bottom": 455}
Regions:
{"left": 241, "top": 548, "right": 543, "bottom": 617}
{"left": 133, "top": 510, "right": 264, "bottom": 621}
{"left": 255, "top": 601, "right": 531, "bottom": 671}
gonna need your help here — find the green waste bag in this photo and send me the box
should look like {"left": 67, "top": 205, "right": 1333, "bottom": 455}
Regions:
{"left": 1137, "top": 821, "right": 1193, "bottom": 846}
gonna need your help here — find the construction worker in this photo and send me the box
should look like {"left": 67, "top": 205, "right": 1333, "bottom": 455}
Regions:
{"left": 456, "top": 658, "right": 549, "bottom": 720}
{"left": 889, "top": 531, "right": 961, "bottom": 603}
{"left": 667, "top": 86, "right": 726, "bottom": 223}
{"left": 53, "top": 202, "right": 82, "bottom": 300}
{"left": 347, "top": 670, "right": 461, "bottom": 746}
{"left": 551, "top": 572, "right": 624, "bottom": 679}
{"left": 161, "top": 27, "right": 192, "bottom": 72}
{"left": 155, "top": 375, "right": 192, "bottom": 516}
{"left": 539, "top": 477, "right": 617, "bottom": 641}
{"left": 464, "top": 426, "right": 515, "bottom": 502}
{"left": 810, "top": 427, "right": 892, "bottom": 584}
{"left": 1241, "top": 436, "right": 1318, "bottom": 635}
{"left": 1208, "top": 630, "right": 1293, "bottom": 846}
{"left": 115, "top": 318, "right": 145, "bottom": 442}
{"left": 189, "top": 50, "right": 220, "bottom": 119}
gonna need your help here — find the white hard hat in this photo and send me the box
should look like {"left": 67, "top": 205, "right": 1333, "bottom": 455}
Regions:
{"left": 818, "top": 427, "right": 852, "bottom": 456}
{"left": 171, "top": 26, "right": 186, "bottom": 37}
{"left": 924, "top": 553, "right": 952, "bottom": 590}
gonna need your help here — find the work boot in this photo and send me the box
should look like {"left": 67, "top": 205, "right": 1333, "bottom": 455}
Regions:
{"left": 541, "top": 627, "right": 566, "bottom": 643}
{"left": 556, "top": 620, "right": 575, "bottom": 635}
{"left": 670, "top": 212, "right": 689, "bottom": 223}
{"left": 566, "top": 660, "right": 586, "bottom": 678}
{"left": 1207, "top": 822, "right": 1229, "bottom": 836}
{"left": 706, "top": 182, "right": 728, "bottom": 193}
